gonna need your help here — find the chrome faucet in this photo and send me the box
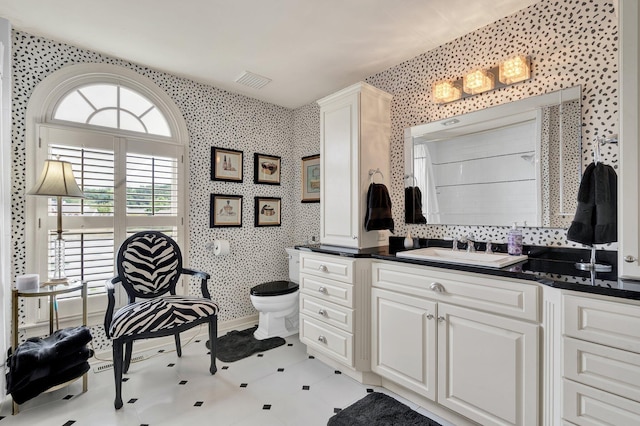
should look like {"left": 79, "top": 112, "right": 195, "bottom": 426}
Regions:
{"left": 462, "top": 233, "right": 476, "bottom": 253}
{"left": 452, "top": 236, "right": 459, "bottom": 251}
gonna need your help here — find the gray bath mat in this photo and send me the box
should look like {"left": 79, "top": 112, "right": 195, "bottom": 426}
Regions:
{"left": 212, "top": 326, "right": 286, "bottom": 362}
{"left": 327, "top": 392, "right": 442, "bottom": 426}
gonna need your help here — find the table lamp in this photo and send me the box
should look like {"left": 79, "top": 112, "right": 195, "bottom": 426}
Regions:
{"left": 28, "top": 158, "right": 84, "bottom": 285}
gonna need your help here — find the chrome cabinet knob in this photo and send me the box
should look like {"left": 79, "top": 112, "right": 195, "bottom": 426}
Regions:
{"left": 318, "top": 309, "right": 327, "bottom": 317}
{"left": 426, "top": 313, "right": 434, "bottom": 320}
{"left": 437, "top": 316, "right": 446, "bottom": 322}
{"left": 318, "top": 286, "right": 328, "bottom": 294}
{"left": 430, "top": 282, "right": 445, "bottom": 292}
{"left": 318, "top": 335, "right": 327, "bottom": 344}
{"left": 318, "top": 264, "right": 328, "bottom": 272}
{"left": 625, "top": 255, "right": 637, "bottom": 263}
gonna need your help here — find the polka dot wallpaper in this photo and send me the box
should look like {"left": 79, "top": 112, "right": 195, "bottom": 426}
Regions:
{"left": 10, "top": 0, "right": 618, "bottom": 350}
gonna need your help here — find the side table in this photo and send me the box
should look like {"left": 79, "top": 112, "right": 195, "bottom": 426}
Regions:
{"left": 11, "top": 281, "right": 88, "bottom": 414}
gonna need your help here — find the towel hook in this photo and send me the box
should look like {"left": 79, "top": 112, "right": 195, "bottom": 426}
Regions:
{"left": 369, "top": 168, "right": 384, "bottom": 184}
{"left": 404, "top": 173, "right": 417, "bottom": 186}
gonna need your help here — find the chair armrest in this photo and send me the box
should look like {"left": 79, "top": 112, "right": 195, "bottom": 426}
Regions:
{"left": 182, "top": 268, "right": 212, "bottom": 299}
{"left": 104, "top": 276, "right": 121, "bottom": 337}
{"left": 182, "top": 268, "right": 210, "bottom": 280}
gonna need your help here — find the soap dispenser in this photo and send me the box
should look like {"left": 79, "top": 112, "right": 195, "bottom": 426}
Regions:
{"left": 404, "top": 231, "right": 414, "bottom": 249}
{"left": 507, "top": 223, "right": 523, "bottom": 256}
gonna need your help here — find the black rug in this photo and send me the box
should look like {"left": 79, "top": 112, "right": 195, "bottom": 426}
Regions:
{"left": 327, "top": 392, "right": 442, "bottom": 426}
{"left": 212, "top": 326, "right": 286, "bottom": 362}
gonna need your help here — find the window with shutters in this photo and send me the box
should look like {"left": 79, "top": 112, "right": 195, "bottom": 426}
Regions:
{"left": 25, "top": 66, "right": 187, "bottom": 329}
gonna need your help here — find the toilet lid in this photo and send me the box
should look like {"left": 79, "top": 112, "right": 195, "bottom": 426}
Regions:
{"left": 250, "top": 280, "right": 299, "bottom": 296}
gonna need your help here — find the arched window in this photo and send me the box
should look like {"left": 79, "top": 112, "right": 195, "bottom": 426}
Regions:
{"left": 54, "top": 83, "right": 171, "bottom": 136}
{"left": 25, "top": 64, "right": 188, "bottom": 327}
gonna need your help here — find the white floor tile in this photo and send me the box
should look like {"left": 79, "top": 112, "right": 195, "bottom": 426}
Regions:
{"left": 0, "top": 333, "right": 448, "bottom": 426}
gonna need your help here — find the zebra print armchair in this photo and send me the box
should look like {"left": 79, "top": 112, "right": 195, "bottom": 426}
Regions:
{"left": 104, "top": 231, "right": 218, "bottom": 409}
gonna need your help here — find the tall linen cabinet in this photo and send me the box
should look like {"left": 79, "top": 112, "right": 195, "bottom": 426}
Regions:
{"left": 317, "top": 82, "right": 392, "bottom": 249}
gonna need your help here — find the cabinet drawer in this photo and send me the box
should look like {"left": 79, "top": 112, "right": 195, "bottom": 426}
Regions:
{"left": 300, "top": 294, "right": 353, "bottom": 332}
{"left": 300, "top": 314, "right": 353, "bottom": 366}
{"left": 564, "top": 337, "right": 640, "bottom": 403}
{"left": 300, "top": 274, "right": 353, "bottom": 308}
{"left": 564, "top": 295, "right": 640, "bottom": 353}
{"left": 563, "top": 379, "right": 640, "bottom": 425}
{"left": 372, "top": 261, "right": 539, "bottom": 321}
{"left": 300, "top": 252, "right": 354, "bottom": 283}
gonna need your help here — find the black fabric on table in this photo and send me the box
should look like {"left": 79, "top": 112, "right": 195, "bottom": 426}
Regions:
{"left": 9, "top": 361, "right": 90, "bottom": 404}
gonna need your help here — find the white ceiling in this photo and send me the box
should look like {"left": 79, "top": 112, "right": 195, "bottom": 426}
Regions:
{"left": 0, "top": 0, "right": 539, "bottom": 109}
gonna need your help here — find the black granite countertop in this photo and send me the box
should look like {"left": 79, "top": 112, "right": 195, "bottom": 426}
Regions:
{"left": 295, "top": 238, "right": 640, "bottom": 301}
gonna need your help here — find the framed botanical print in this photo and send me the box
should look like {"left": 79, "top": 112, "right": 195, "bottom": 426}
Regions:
{"left": 211, "top": 147, "right": 243, "bottom": 182}
{"left": 254, "top": 153, "right": 281, "bottom": 185}
{"left": 210, "top": 194, "right": 243, "bottom": 227}
{"left": 254, "top": 197, "right": 281, "bottom": 227}
{"left": 301, "top": 154, "right": 320, "bottom": 203}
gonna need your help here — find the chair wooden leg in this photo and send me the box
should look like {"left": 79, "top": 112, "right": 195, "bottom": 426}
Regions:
{"left": 113, "top": 340, "right": 124, "bottom": 409}
{"left": 123, "top": 341, "right": 133, "bottom": 373}
{"left": 174, "top": 333, "right": 182, "bottom": 357}
{"left": 209, "top": 316, "right": 217, "bottom": 375}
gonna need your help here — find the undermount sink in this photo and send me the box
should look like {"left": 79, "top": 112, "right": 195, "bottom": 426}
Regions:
{"left": 396, "top": 247, "right": 528, "bottom": 269}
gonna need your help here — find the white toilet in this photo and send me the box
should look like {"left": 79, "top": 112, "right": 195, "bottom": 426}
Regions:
{"left": 250, "top": 247, "right": 300, "bottom": 340}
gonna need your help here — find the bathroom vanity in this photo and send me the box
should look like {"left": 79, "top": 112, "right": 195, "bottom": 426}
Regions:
{"left": 297, "top": 242, "right": 640, "bottom": 426}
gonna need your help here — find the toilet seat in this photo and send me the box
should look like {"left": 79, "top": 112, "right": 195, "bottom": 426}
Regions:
{"left": 250, "top": 280, "right": 299, "bottom": 297}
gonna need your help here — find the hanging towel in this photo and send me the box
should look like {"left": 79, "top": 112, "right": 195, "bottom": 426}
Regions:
{"left": 405, "top": 187, "right": 427, "bottom": 224}
{"left": 364, "top": 183, "right": 394, "bottom": 232}
{"left": 567, "top": 162, "right": 617, "bottom": 245}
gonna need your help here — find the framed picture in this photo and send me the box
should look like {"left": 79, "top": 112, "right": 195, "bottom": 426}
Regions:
{"left": 254, "top": 153, "right": 281, "bottom": 185}
{"left": 211, "top": 147, "right": 243, "bottom": 182}
{"left": 254, "top": 197, "right": 281, "bottom": 227}
{"left": 210, "top": 194, "right": 243, "bottom": 227}
{"left": 301, "top": 154, "right": 320, "bottom": 203}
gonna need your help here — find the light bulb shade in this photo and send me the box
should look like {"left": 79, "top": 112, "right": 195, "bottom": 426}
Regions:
{"left": 28, "top": 159, "right": 84, "bottom": 198}
{"left": 499, "top": 55, "right": 530, "bottom": 84}
{"left": 433, "top": 81, "right": 462, "bottom": 104}
{"left": 463, "top": 69, "right": 495, "bottom": 95}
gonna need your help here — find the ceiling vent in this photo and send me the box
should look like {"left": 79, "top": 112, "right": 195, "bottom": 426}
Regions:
{"left": 235, "top": 71, "right": 272, "bottom": 89}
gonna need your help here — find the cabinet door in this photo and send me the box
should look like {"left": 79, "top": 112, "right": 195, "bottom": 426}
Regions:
{"left": 371, "top": 288, "right": 437, "bottom": 400}
{"left": 437, "top": 303, "right": 539, "bottom": 426}
{"left": 319, "top": 92, "right": 360, "bottom": 248}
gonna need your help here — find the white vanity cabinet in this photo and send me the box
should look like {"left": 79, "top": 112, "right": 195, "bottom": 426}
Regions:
{"left": 317, "top": 82, "right": 392, "bottom": 249}
{"left": 298, "top": 251, "right": 373, "bottom": 376}
{"left": 371, "top": 261, "right": 540, "bottom": 426}
{"left": 562, "top": 293, "right": 640, "bottom": 424}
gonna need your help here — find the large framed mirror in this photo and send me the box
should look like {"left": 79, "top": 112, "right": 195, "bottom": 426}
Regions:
{"left": 404, "top": 86, "right": 581, "bottom": 228}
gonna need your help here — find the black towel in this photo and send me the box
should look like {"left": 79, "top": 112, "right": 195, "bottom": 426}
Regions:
{"left": 567, "top": 162, "right": 617, "bottom": 245}
{"left": 405, "top": 187, "right": 427, "bottom": 224}
{"left": 9, "top": 361, "right": 90, "bottom": 404}
{"left": 364, "top": 183, "right": 394, "bottom": 232}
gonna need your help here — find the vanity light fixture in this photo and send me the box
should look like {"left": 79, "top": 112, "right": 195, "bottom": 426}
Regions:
{"left": 499, "top": 55, "right": 530, "bottom": 84}
{"left": 432, "top": 55, "right": 531, "bottom": 105}
{"left": 463, "top": 69, "right": 495, "bottom": 94}
{"left": 433, "top": 81, "right": 462, "bottom": 103}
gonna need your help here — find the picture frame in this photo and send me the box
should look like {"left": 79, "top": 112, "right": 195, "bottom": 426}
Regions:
{"left": 211, "top": 147, "right": 243, "bottom": 182}
{"left": 301, "top": 154, "right": 320, "bottom": 203}
{"left": 254, "top": 153, "right": 281, "bottom": 185}
{"left": 210, "top": 194, "right": 243, "bottom": 227}
{"left": 254, "top": 197, "right": 281, "bottom": 227}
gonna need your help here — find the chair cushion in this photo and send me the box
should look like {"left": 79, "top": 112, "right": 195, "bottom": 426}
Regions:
{"left": 109, "top": 295, "right": 219, "bottom": 339}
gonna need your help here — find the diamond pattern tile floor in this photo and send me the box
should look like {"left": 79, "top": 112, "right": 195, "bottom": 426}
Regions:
{"left": 0, "top": 333, "right": 454, "bottom": 425}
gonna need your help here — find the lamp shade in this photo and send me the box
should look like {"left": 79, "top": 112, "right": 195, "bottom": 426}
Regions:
{"left": 27, "top": 159, "right": 84, "bottom": 198}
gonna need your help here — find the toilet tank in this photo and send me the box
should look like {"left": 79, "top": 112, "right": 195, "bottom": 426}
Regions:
{"left": 285, "top": 247, "right": 300, "bottom": 283}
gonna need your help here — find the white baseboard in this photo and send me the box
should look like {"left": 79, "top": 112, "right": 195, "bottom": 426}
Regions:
{"left": 91, "top": 314, "right": 258, "bottom": 366}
